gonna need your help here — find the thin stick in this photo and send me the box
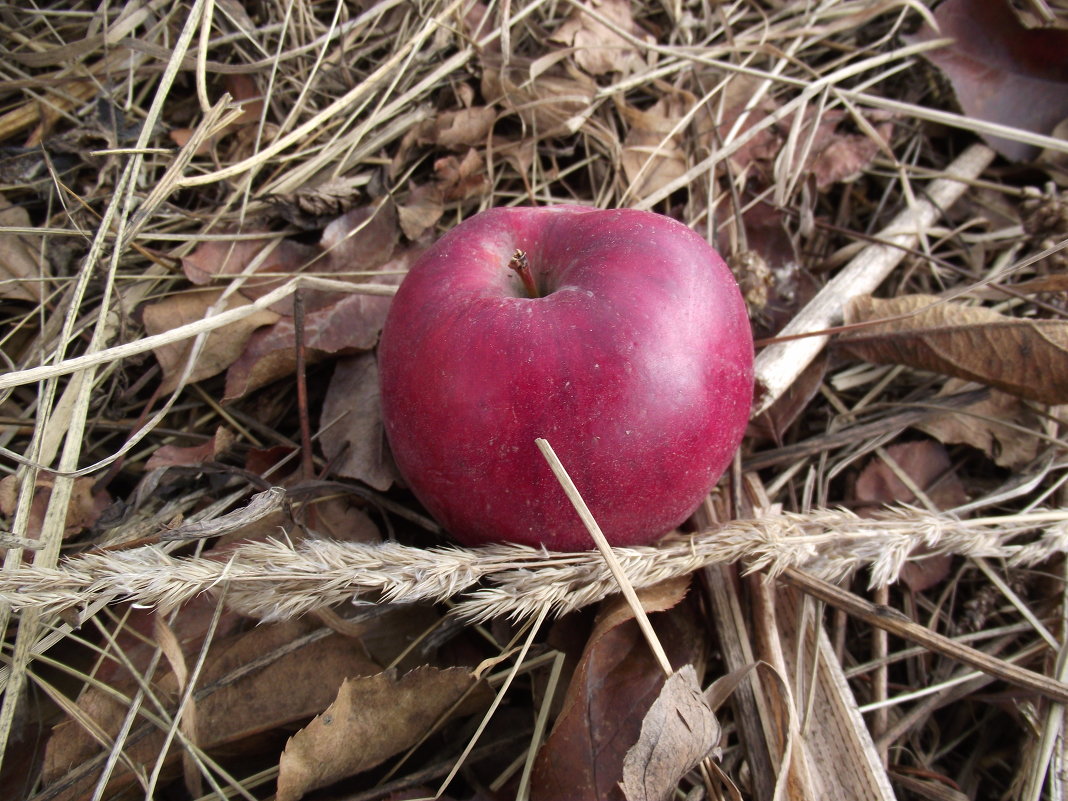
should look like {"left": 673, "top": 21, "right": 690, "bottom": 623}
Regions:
{"left": 535, "top": 438, "right": 673, "bottom": 678}
{"left": 779, "top": 566, "right": 1068, "bottom": 705}
{"left": 752, "top": 142, "right": 996, "bottom": 415}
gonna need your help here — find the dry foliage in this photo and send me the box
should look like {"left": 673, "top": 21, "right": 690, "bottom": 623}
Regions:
{"left": 1, "top": 0, "right": 1068, "bottom": 800}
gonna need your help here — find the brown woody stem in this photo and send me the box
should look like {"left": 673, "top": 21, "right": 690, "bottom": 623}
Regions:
{"left": 509, "top": 249, "right": 539, "bottom": 298}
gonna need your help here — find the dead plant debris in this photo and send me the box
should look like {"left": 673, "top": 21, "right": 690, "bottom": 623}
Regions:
{"left": 1, "top": 1, "right": 1068, "bottom": 800}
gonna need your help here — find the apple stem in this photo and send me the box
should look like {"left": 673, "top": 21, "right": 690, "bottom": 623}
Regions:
{"left": 509, "top": 249, "right": 539, "bottom": 298}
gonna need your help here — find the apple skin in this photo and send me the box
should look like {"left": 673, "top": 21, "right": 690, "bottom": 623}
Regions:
{"left": 378, "top": 206, "right": 753, "bottom": 550}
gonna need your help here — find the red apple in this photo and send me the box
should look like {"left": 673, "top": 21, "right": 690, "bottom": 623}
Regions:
{"left": 377, "top": 206, "right": 753, "bottom": 550}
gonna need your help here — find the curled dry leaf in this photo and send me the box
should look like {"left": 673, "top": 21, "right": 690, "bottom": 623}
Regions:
{"left": 716, "top": 90, "right": 892, "bottom": 190}
{"left": 398, "top": 182, "right": 446, "bottom": 240}
{"left": 906, "top": 0, "right": 1068, "bottom": 161}
{"left": 319, "top": 352, "right": 396, "bottom": 491}
{"left": 0, "top": 195, "right": 43, "bottom": 302}
{"left": 840, "top": 294, "right": 1068, "bottom": 405}
{"left": 550, "top": 0, "right": 647, "bottom": 76}
{"left": 222, "top": 264, "right": 400, "bottom": 400}
{"left": 142, "top": 288, "right": 282, "bottom": 393}
{"left": 276, "top": 666, "right": 490, "bottom": 801}
{"left": 144, "top": 426, "right": 236, "bottom": 471}
{"left": 482, "top": 57, "right": 597, "bottom": 135}
{"left": 531, "top": 576, "right": 698, "bottom": 801}
{"left": 160, "top": 487, "right": 286, "bottom": 542}
{"left": 916, "top": 379, "right": 1042, "bottom": 470}
{"left": 620, "top": 664, "right": 721, "bottom": 801}
{"left": 266, "top": 175, "right": 369, "bottom": 229}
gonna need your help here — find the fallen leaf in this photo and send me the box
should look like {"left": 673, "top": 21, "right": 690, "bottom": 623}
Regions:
{"left": 916, "top": 379, "right": 1042, "bottom": 470}
{"left": 715, "top": 96, "right": 891, "bottom": 190}
{"left": 482, "top": 57, "right": 597, "bottom": 135}
{"left": 550, "top": 0, "right": 646, "bottom": 76}
{"left": 276, "top": 666, "right": 490, "bottom": 801}
{"left": 144, "top": 426, "right": 236, "bottom": 471}
{"left": 748, "top": 352, "right": 827, "bottom": 445}
{"left": 0, "top": 475, "right": 110, "bottom": 541}
{"left": 620, "top": 665, "right": 720, "bottom": 801}
{"left": 320, "top": 352, "right": 395, "bottom": 491}
{"left": 840, "top": 294, "right": 1068, "bottom": 405}
{"left": 0, "top": 195, "right": 43, "bottom": 301}
{"left": 142, "top": 288, "right": 282, "bottom": 393}
{"left": 434, "top": 148, "right": 486, "bottom": 201}
{"left": 906, "top": 0, "right": 1068, "bottom": 160}
{"left": 619, "top": 93, "right": 693, "bottom": 201}
{"left": 416, "top": 106, "right": 497, "bottom": 149}
{"left": 531, "top": 576, "right": 699, "bottom": 801}
{"left": 398, "top": 183, "right": 445, "bottom": 240}
{"left": 267, "top": 175, "right": 368, "bottom": 229}
{"left": 182, "top": 237, "right": 316, "bottom": 300}
{"left": 169, "top": 74, "right": 264, "bottom": 155}
{"left": 222, "top": 280, "right": 395, "bottom": 400}
{"left": 853, "top": 441, "right": 967, "bottom": 592}
{"left": 42, "top": 620, "right": 379, "bottom": 801}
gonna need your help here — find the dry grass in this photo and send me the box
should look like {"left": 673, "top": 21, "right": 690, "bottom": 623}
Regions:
{"left": 1, "top": 0, "right": 1067, "bottom": 799}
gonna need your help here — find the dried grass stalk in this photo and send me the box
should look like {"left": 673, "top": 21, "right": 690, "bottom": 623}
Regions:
{"left": 2, "top": 506, "right": 1066, "bottom": 622}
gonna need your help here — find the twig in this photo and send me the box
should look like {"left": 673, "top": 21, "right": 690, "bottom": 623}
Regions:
{"left": 779, "top": 567, "right": 1068, "bottom": 705}
{"left": 752, "top": 142, "right": 997, "bottom": 415}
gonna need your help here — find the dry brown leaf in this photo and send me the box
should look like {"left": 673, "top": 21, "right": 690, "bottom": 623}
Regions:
{"left": 268, "top": 176, "right": 367, "bottom": 228}
{"left": 222, "top": 277, "right": 396, "bottom": 400}
{"left": 620, "top": 664, "right": 720, "bottom": 801}
{"left": 144, "top": 426, "right": 236, "bottom": 471}
{"left": 419, "top": 106, "right": 496, "bottom": 149}
{"left": 434, "top": 148, "right": 486, "bottom": 201}
{"left": 916, "top": 379, "right": 1042, "bottom": 470}
{"left": 398, "top": 183, "right": 445, "bottom": 240}
{"left": 717, "top": 103, "right": 891, "bottom": 190}
{"left": 142, "top": 288, "right": 282, "bottom": 393}
{"left": 531, "top": 576, "right": 698, "bottom": 801}
{"left": 907, "top": 0, "right": 1068, "bottom": 161}
{"left": 482, "top": 58, "right": 597, "bottom": 135}
{"left": 319, "top": 352, "right": 395, "bottom": 491}
{"left": 0, "top": 475, "right": 110, "bottom": 542}
{"left": 550, "top": 0, "right": 646, "bottom": 76}
{"left": 41, "top": 620, "right": 379, "bottom": 801}
{"left": 276, "top": 666, "right": 489, "bottom": 801}
{"left": 840, "top": 294, "right": 1068, "bottom": 405}
{"left": 619, "top": 93, "right": 693, "bottom": 201}
{"left": 0, "top": 195, "right": 44, "bottom": 302}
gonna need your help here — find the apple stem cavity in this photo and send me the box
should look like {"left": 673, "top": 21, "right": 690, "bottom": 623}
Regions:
{"left": 509, "top": 248, "right": 540, "bottom": 299}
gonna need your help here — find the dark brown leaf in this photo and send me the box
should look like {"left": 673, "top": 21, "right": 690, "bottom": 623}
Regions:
{"left": 907, "top": 0, "right": 1068, "bottom": 161}
{"left": 531, "top": 576, "right": 698, "bottom": 801}
{"left": 144, "top": 426, "right": 235, "bottom": 471}
{"left": 840, "top": 294, "right": 1068, "bottom": 404}
{"left": 320, "top": 352, "right": 396, "bottom": 491}
{"left": 916, "top": 379, "right": 1042, "bottom": 470}
{"left": 142, "top": 288, "right": 282, "bottom": 393}
{"left": 620, "top": 664, "right": 720, "bottom": 801}
{"left": 41, "top": 620, "right": 379, "bottom": 801}
{"left": 276, "top": 666, "right": 490, "bottom": 801}
{"left": 0, "top": 196, "right": 43, "bottom": 301}
{"left": 222, "top": 283, "right": 393, "bottom": 399}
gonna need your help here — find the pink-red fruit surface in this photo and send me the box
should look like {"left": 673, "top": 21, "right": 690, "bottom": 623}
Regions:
{"left": 378, "top": 206, "right": 753, "bottom": 550}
